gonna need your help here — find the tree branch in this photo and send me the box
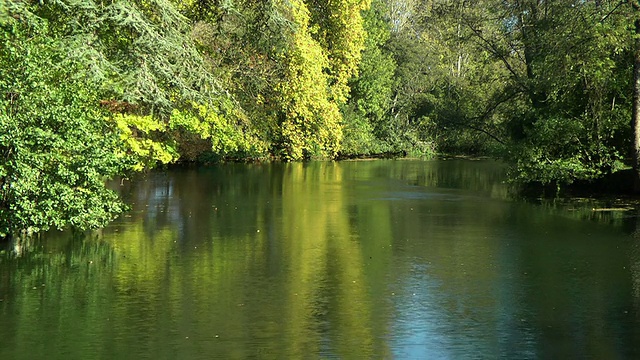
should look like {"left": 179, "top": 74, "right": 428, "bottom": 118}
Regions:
{"left": 601, "top": 0, "right": 627, "bottom": 23}
{"left": 463, "top": 21, "right": 530, "bottom": 95}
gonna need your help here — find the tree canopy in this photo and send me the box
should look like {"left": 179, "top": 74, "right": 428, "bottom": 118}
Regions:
{"left": 2, "top": 0, "right": 640, "bottom": 237}
{"left": 382, "top": 0, "right": 635, "bottom": 186}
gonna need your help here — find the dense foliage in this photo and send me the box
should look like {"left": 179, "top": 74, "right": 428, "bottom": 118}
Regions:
{"left": 0, "top": 1, "right": 123, "bottom": 236}
{"left": 0, "top": 0, "right": 236, "bottom": 237}
{"left": 386, "top": 0, "right": 636, "bottom": 186}
{"left": 2, "top": 0, "right": 640, "bottom": 236}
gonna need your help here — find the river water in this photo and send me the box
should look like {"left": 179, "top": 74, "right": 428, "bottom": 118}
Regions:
{"left": 1, "top": 159, "right": 640, "bottom": 359}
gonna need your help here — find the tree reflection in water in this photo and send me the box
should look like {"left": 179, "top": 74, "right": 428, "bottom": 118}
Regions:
{"left": 1, "top": 160, "right": 640, "bottom": 359}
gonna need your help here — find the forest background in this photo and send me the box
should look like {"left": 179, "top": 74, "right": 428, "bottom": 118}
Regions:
{"left": 1, "top": 0, "right": 640, "bottom": 237}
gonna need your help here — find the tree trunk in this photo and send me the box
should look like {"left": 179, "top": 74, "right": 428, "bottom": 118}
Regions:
{"left": 633, "top": 3, "right": 640, "bottom": 191}
{"left": 519, "top": 3, "right": 545, "bottom": 110}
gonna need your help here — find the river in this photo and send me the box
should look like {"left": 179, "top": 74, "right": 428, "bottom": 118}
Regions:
{"left": 1, "top": 159, "right": 640, "bottom": 359}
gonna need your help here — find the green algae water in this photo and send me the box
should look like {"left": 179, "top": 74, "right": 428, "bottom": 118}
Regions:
{"left": 1, "top": 159, "right": 640, "bottom": 359}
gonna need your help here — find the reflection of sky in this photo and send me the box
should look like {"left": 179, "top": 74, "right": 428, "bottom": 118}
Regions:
{"left": 391, "top": 264, "right": 453, "bottom": 359}
{"left": 390, "top": 234, "right": 540, "bottom": 359}
{"left": 494, "top": 235, "right": 539, "bottom": 359}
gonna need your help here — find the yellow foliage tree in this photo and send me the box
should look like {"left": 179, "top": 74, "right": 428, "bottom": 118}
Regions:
{"left": 170, "top": 103, "right": 267, "bottom": 160}
{"left": 275, "top": 0, "right": 343, "bottom": 160}
{"left": 113, "top": 114, "right": 179, "bottom": 171}
{"left": 307, "top": 0, "right": 372, "bottom": 104}
{"left": 176, "top": 0, "right": 372, "bottom": 161}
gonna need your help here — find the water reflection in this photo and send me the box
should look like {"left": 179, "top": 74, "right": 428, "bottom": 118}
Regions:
{"left": 1, "top": 160, "right": 640, "bottom": 359}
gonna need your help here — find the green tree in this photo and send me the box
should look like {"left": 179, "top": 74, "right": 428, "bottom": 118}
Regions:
{"left": 1, "top": 0, "right": 240, "bottom": 237}
{"left": 493, "top": 0, "right": 631, "bottom": 185}
{"left": 179, "top": 0, "right": 285, "bottom": 160}
{"left": 0, "top": 0, "right": 7, "bottom": 23}
{"left": 340, "top": 0, "right": 398, "bottom": 155}
{"left": 632, "top": 0, "right": 640, "bottom": 188}
{"left": 0, "top": 3, "right": 124, "bottom": 236}
{"left": 414, "top": 0, "right": 511, "bottom": 155}
{"left": 395, "top": 0, "right": 633, "bottom": 185}
{"left": 38, "top": 0, "right": 252, "bottom": 166}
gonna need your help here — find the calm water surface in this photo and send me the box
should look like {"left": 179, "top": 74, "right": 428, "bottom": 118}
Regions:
{"left": 2, "top": 159, "right": 640, "bottom": 359}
